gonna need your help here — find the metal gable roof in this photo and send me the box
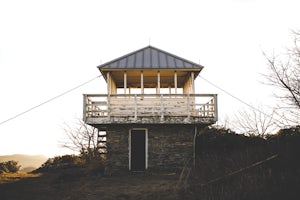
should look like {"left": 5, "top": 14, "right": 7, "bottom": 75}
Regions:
{"left": 97, "top": 46, "right": 204, "bottom": 70}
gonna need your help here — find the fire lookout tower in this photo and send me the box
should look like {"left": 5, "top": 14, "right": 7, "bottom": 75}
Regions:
{"left": 83, "top": 46, "right": 217, "bottom": 173}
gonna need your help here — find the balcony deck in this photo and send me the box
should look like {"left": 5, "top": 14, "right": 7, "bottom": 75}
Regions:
{"left": 83, "top": 94, "right": 218, "bottom": 125}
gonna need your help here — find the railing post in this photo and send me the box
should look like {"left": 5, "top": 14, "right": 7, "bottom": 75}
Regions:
{"left": 187, "top": 94, "right": 190, "bottom": 119}
{"left": 107, "top": 94, "right": 111, "bottom": 120}
{"left": 199, "top": 107, "right": 203, "bottom": 117}
{"left": 203, "top": 102, "right": 206, "bottom": 117}
{"left": 134, "top": 94, "right": 137, "bottom": 120}
{"left": 160, "top": 94, "right": 164, "bottom": 121}
{"left": 214, "top": 94, "right": 218, "bottom": 121}
{"left": 83, "top": 94, "right": 87, "bottom": 122}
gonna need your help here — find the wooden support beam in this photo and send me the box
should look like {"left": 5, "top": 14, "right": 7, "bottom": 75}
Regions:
{"left": 134, "top": 94, "right": 137, "bottom": 120}
{"left": 107, "top": 94, "right": 111, "bottom": 119}
{"left": 214, "top": 94, "right": 218, "bottom": 121}
{"left": 174, "top": 71, "right": 177, "bottom": 94}
{"left": 124, "top": 71, "right": 127, "bottom": 94}
{"left": 83, "top": 94, "right": 87, "bottom": 122}
{"left": 191, "top": 72, "right": 195, "bottom": 94}
{"left": 141, "top": 71, "right": 144, "bottom": 95}
{"left": 157, "top": 71, "right": 160, "bottom": 94}
{"left": 160, "top": 94, "right": 164, "bottom": 120}
{"left": 107, "top": 72, "right": 111, "bottom": 94}
{"left": 187, "top": 94, "right": 190, "bottom": 119}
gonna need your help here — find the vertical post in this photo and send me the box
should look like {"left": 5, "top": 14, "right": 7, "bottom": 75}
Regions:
{"left": 210, "top": 98, "right": 214, "bottom": 115}
{"left": 134, "top": 94, "right": 137, "bottom": 120}
{"left": 107, "top": 94, "right": 111, "bottom": 119}
{"left": 183, "top": 81, "right": 187, "bottom": 94}
{"left": 141, "top": 71, "right": 144, "bottom": 95}
{"left": 157, "top": 71, "right": 160, "bottom": 94}
{"left": 160, "top": 94, "right": 164, "bottom": 121}
{"left": 203, "top": 101, "right": 206, "bottom": 117}
{"left": 174, "top": 71, "right": 177, "bottom": 94}
{"left": 214, "top": 94, "right": 218, "bottom": 121}
{"left": 191, "top": 72, "right": 195, "bottom": 94}
{"left": 96, "top": 129, "right": 100, "bottom": 152}
{"left": 168, "top": 86, "right": 171, "bottom": 95}
{"left": 124, "top": 71, "right": 127, "bottom": 94}
{"left": 83, "top": 94, "right": 87, "bottom": 121}
{"left": 107, "top": 72, "right": 111, "bottom": 95}
{"left": 187, "top": 94, "right": 190, "bottom": 119}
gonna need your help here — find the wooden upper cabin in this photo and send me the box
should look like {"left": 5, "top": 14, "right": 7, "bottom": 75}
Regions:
{"left": 83, "top": 46, "right": 218, "bottom": 125}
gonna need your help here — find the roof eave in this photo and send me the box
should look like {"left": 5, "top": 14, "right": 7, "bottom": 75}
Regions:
{"left": 98, "top": 67, "right": 204, "bottom": 71}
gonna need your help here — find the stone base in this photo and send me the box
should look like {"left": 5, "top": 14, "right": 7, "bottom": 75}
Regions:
{"left": 98, "top": 124, "right": 207, "bottom": 174}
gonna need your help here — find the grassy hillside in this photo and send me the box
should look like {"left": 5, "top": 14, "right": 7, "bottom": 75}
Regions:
{"left": 0, "top": 127, "right": 300, "bottom": 199}
{"left": 0, "top": 154, "right": 47, "bottom": 172}
{"left": 183, "top": 126, "right": 300, "bottom": 200}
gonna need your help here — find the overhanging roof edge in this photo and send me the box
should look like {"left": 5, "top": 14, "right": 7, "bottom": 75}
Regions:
{"left": 97, "top": 45, "right": 204, "bottom": 70}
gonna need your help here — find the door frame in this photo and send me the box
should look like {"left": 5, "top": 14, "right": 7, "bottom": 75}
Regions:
{"left": 129, "top": 128, "right": 148, "bottom": 171}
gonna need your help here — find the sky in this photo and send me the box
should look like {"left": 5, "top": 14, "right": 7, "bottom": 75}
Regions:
{"left": 0, "top": 0, "right": 299, "bottom": 157}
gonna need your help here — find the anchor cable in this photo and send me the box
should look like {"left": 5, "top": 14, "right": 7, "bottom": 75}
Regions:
{"left": 0, "top": 75, "right": 101, "bottom": 126}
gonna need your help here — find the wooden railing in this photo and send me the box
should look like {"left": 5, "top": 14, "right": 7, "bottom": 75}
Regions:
{"left": 83, "top": 94, "right": 218, "bottom": 123}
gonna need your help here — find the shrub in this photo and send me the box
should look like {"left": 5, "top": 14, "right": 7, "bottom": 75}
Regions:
{"left": 36, "top": 153, "right": 105, "bottom": 174}
{"left": 40, "top": 155, "right": 84, "bottom": 170}
{"left": 189, "top": 126, "right": 300, "bottom": 199}
{"left": 0, "top": 160, "right": 21, "bottom": 173}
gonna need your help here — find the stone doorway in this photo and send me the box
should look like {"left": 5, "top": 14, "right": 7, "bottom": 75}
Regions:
{"left": 130, "top": 129, "right": 147, "bottom": 171}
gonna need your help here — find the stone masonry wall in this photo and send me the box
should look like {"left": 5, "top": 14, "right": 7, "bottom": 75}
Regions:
{"left": 105, "top": 124, "right": 199, "bottom": 174}
{"left": 147, "top": 125, "right": 195, "bottom": 172}
{"left": 106, "top": 125, "right": 130, "bottom": 173}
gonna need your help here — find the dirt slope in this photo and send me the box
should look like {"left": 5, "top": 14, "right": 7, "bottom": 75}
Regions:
{"left": 0, "top": 171, "right": 180, "bottom": 200}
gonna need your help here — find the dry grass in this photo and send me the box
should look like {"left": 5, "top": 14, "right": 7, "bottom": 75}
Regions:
{"left": 0, "top": 170, "right": 180, "bottom": 200}
{"left": 185, "top": 126, "right": 300, "bottom": 200}
{"left": 0, "top": 172, "right": 41, "bottom": 184}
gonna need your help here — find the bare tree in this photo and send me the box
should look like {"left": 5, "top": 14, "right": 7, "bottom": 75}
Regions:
{"left": 233, "top": 105, "right": 277, "bottom": 137}
{"left": 213, "top": 114, "right": 233, "bottom": 130}
{"left": 60, "top": 119, "right": 99, "bottom": 158}
{"left": 263, "top": 30, "right": 300, "bottom": 124}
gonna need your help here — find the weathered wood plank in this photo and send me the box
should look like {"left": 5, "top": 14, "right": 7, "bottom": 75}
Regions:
{"left": 84, "top": 94, "right": 217, "bottom": 124}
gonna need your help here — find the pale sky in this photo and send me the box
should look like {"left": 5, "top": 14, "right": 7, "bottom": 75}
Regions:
{"left": 0, "top": 0, "right": 299, "bottom": 157}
